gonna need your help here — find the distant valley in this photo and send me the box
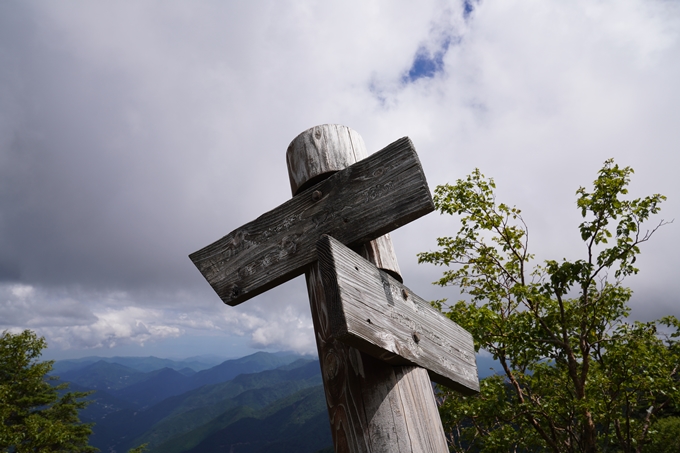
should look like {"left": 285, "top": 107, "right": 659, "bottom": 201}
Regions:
{"left": 52, "top": 351, "right": 498, "bottom": 453}
{"left": 51, "top": 352, "right": 333, "bottom": 453}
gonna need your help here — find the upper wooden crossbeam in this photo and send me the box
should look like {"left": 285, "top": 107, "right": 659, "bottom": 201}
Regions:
{"left": 189, "top": 137, "right": 434, "bottom": 306}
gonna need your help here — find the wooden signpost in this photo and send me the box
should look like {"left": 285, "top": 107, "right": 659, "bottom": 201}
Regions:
{"left": 317, "top": 235, "right": 478, "bottom": 395}
{"left": 190, "top": 124, "right": 479, "bottom": 452}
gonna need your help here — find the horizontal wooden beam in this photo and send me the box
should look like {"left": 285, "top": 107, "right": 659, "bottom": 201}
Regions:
{"left": 317, "top": 235, "right": 480, "bottom": 395}
{"left": 189, "top": 137, "right": 434, "bottom": 306}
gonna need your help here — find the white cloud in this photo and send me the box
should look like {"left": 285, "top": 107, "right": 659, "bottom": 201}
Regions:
{"left": 0, "top": 0, "right": 678, "bottom": 358}
{"left": 0, "top": 284, "right": 97, "bottom": 327}
{"left": 248, "top": 304, "right": 316, "bottom": 354}
{"left": 43, "top": 307, "right": 182, "bottom": 350}
{"left": 0, "top": 280, "right": 317, "bottom": 355}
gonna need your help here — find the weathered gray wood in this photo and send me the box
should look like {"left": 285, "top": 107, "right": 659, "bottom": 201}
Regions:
{"left": 306, "top": 254, "right": 449, "bottom": 453}
{"left": 287, "top": 124, "right": 368, "bottom": 196}
{"left": 357, "top": 234, "right": 401, "bottom": 282}
{"left": 190, "top": 136, "right": 429, "bottom": 306}
{"left": 318, "top": 235, "right": 479, "bottom": 395}
{"left": 288, "top": 124, "right": 401, "bottom": 281}
{"left": 288, "top": 125, "right": 449, "bottom": 453}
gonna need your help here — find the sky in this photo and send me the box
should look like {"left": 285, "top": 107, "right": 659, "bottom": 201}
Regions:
{"left": 1, "top": 0, "right": 679, "bottom": 361}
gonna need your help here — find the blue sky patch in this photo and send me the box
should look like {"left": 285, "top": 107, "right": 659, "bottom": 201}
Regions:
{"left": 398, "top": 1, "right": 478, "bottom": 86}
{"left": 402, "top": 36, "right": 457, "bottom": 84}
{"left": 463, "top": 0, "right": 476, "bottom": 20}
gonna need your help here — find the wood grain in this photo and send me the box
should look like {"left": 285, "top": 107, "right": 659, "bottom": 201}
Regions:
{"left": 306, "top": 261, "right": 449, "bottom": 452}
{"left": 288, "top": 125, "right": 448, "bottom": 453}
{"left": 288, "top": 124, "right": 401, "bottom": 280}
{"left": 287, "top": 124, "right": 368, "bottom": 196}
{"left": 190, "top": 136, "right": 431, "bottom": 306}
{"left": 318, "top": 235, "right": 479, "bottom": 395}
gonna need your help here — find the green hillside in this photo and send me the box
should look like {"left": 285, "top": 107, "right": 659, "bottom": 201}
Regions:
{"left": 182, "top": 386, "right": 331, "bottom": 453}
{"left": 72, "top": 354, "right": 330, "bottom": 453}
{"left": 57, "top": 360, "right": 147, "bottom": 390}
{"left": 131, "top": 363, "right": 322, "bottom": 451}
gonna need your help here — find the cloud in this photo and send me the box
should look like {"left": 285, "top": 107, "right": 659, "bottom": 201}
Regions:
{"left": 0, "top": 284, "right": 181, "bottom": 349}
{"left": 0, "top": 279, "right": 316, "bottom": 355}
{"left": 0, "top": 284, "right": 98, "bottom": 327}
{"left": 43, "top": 307, "right": 182, "bottom": 350}
{"left": 0, "top": 0, "right": 678, "bottom": 357}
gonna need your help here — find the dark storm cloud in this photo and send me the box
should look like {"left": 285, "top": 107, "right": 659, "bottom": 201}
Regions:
{"left": 0, "top": 2, "right": 243, "bottom": 293}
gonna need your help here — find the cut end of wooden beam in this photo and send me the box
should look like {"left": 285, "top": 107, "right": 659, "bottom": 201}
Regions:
{"left": 286, "top": 124, "right": 368, "bottom": 196}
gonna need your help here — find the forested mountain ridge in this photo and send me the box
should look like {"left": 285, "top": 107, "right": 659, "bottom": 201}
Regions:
{"left": 50, "top": 355, "right": 220, "bottom": 374}
{"left": 51, "top": 352, "right": 332, "bottom": 453}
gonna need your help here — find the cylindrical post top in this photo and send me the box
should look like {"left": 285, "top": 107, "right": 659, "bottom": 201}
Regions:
{"left": 286, "top": 124, "right": 368, "bottom": 196}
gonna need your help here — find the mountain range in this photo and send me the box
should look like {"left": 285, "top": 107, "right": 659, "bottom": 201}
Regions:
{"left": 53, "top": 351, "right": 497, "bottom": 453}
{"left": 51, "top": 352, "right": 332, "bottom": 453}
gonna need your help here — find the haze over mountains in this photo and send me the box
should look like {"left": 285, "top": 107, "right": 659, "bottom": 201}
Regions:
{"left": 52, "top": 351, "right": 498, "bottom": 453}
{"left": 51, "top": 352, "right": 333, "bottom": 453}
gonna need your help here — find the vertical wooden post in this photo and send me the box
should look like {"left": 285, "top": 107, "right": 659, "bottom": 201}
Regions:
{"left": 287, "top": 125, "right": 448, "bottom": 453}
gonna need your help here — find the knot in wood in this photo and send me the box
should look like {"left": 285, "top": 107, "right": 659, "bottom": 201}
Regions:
{"left": 312, "top": 190, "right": 322, "bottom": 202}
{"left": 323, "top": 351, "right": 340, "bottom": 380}
{"left": 401, "top": 288, "right": 409, "bottom": 300}
{"left": 412, "top": 332, "right": 421, "bottom": 344}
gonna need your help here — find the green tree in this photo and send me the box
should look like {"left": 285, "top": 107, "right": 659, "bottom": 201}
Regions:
{"left": 642, "top": 416, "right": 680, "bottom": 453}
{"left": 0, "top": 330, "right": 97, "bottom": 453}
{"left": 418, "top": 160, "right": 679, "bottom": 453}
